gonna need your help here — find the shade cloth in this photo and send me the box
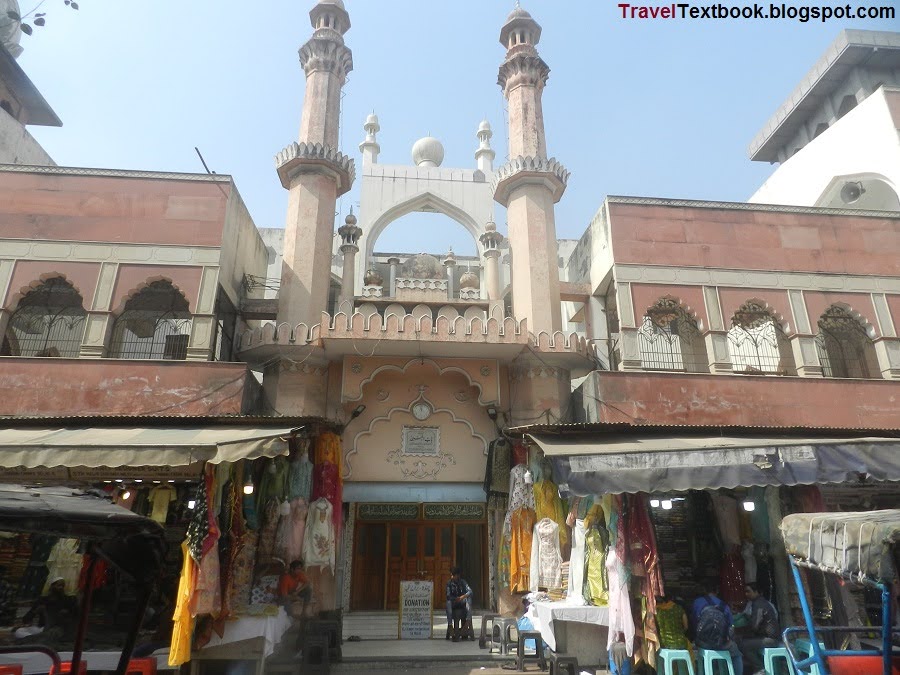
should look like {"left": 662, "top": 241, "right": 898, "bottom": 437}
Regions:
{"left": 0, "top": 426, "right": 297, "bottom": 468}
{"left": 781, "top": 510, "right": 900, "bottom": 582}
{"left": 535, "top": 434, "right": 900, "bottom": 495}
{"left": 199, "top": 608, "right": 292, "bottom": 658}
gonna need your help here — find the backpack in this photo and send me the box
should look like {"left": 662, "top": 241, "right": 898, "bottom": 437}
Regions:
{"left": 695, "top": 598, "right": 729, "bottom": 649}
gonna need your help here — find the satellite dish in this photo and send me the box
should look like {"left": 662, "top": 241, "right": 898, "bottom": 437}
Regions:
{"left": 840, "top": 181, "right": 866, "bottom": 204}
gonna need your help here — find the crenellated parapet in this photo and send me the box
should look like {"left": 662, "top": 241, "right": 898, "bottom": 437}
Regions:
{"left": 497, "top": 53, "right": 550, "bottom": 93}
{"left": 275, "top": 141, "right": 355, "bottom": 193}
{"left": 492, "top": 155, "right": 569, "bottom": 206}
{"left": 299, "top": 31, "right": 353, "bottom": 81}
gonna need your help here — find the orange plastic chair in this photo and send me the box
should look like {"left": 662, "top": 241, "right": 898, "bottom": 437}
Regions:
{"left": 48, "top": 662, "right": 87, "bottom": 675}
{"left": 125, "top": 658, "right": 157, "bottom": 675}
{"left": 0, "top": 665, "right": 24, "bottom": 675}
{"left": 825, "top": 655, "right": 900, "bottom": 675}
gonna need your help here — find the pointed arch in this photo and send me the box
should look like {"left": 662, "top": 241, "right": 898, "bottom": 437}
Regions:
{"left": 2, "top": 276, "right": 87, "bottom": 358}
{"left": 727, "top": 299, "right": 796, "bottom": 375}
{"left": 815, "top": 304, "right": 880, "bottom": 379}
{"left": 638, "top": 296, "right": 709, "bottom": 373}
{"left": 363, "top": 191, "right": 484, "bottom": 264}
{"left": 109, "top": 280, "right": 192, "bottom": 360}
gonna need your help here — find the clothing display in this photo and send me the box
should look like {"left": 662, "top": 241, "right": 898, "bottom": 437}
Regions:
{"left": 169, "top": 542, "right": 197, "bottom": 667}
{"left": 483, "top": 439, "right": 511, "bottom": 511}
{"left": 584, "top": 526, "right": 609, "bottom": 606}
{"left": 529, "top": 518, "right": 562, "bottom": 591}
{"left": 567, "top": 519, "right": 587, "bottom": 605}
{"left": 533, "top": 479, "right": 569, "bottom": 548}
{"left": 656, "top": 600, "right": 689, "bottom": 649}
{"left": 148, "top": 485, "right": 177, "bottom": 525}
{"left": 509, "top": 506, "right": 536, "bottom": 593}
{"left": 303, "top": 498, "right": 335, "bottom": 572}
{"left": 606, "top": 543, "right": 635, "bottom": 656}
{"left": 287, "top": 451, "right": 313, "bottom": 501}
{"left": 504, "top": 465, "right": 536, "bottom": 531}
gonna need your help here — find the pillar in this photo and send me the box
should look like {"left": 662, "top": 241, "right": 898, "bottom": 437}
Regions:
{"left": 337, "top": 212, "right": 362, "bottom": 306}
{"left": 444, "top": 249, "right": 457, "bottom": 300}
{"left": 387, "top": 257, "right": 400, "bottom": 298}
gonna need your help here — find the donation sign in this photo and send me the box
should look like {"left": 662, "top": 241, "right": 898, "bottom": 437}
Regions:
{"left": 398, "top": 580, "right": 433, "bottom": 639}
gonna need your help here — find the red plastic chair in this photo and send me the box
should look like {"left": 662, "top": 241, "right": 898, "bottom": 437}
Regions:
{"left": 826, "top": 655, "right": 900, "bottom": 675}
{"left": 125, "top": 658, "right": 157, "bottom": 675}
{"left": 48, "top": 662, "right": 87, "bottom": 675}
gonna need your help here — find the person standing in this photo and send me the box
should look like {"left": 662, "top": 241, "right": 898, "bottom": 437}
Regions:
{"left": 445, "top": 566, "right": 473, "bottom": 641}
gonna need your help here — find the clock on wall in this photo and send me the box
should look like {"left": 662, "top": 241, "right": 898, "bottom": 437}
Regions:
{"left": 411, "top": 401, "right": 432, "bottom": 421}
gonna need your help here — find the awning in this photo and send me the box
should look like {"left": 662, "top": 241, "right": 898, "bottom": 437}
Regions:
{"left": 0, "top": 426, "right": 298, "bottom": 469}
{"left": 532, "top": 434, "right": 900, "bottom": 495}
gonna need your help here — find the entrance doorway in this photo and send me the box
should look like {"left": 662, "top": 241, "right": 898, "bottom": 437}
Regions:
{"left": 350, "top": 518, "right": 486, "bottom": 611}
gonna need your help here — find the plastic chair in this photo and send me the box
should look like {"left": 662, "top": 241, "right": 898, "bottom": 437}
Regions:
{"left": 795, "top": 639, "right": 824, "bottom": 675}
{"left": 125, "top": 658, "right": 157, "bottom": 675}
{"left": 763, "top": 647, "right": 796, "bottom": 675}
{"left": 0, "top": 666, "right": 23, "bottom": 675}
{"left": 490, "top": 616, "right": 517, "bottom": 655}
{"left": 698, "top": 649, "right": 736, "bottom": 675}
{"left": 547, "top": 650, "right": 578, "bottom": 675}
{"left": 515, "top": 630, "right": 546, "bottom": 671}
{"left": 658, "top": 649, "right": 696, "bottom": 675}
{"left": 49, "top": 663, "right": 87, "bottom": 675}
{"left": 478, "top": 612, "right": 500, "bottom": 649}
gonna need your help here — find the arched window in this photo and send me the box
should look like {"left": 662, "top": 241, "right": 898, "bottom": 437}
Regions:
{"left": 638, "top": 298, "right": 709, "bottom": 373}
{"left": 727, "top": 301, "right": 795, "bottom": 375}
{"left": 110, "top": 280, "right": 192, "bottom": 360}
{"left": 2, "top": 278, "right": 87, "bottom": 357}
{"left": 815, "top": 306, "right": 879, "bottom": 379}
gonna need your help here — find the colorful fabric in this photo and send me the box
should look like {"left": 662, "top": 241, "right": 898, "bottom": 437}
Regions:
{"left": 148, "top": 485, "right": 177, "bottom": 524}
{"left": 498, "top": 519, "right": 512, "bottom": 592}
{"left": 656, "top": 600, "right": 689, "bottom": 649}
{"left": 606, "top": 543, "right": 635, "bottom": 656}
{"left": 483, "top": 439, "right": 511, "bottom": 511}
{"left": 509, "top": 507, "right": 536, "bottom": 593}
{"left": 169, "top": 542, "right": 196, "bottom": 667}
{"left": 584, "top": 526, "right": 609, "bottom": 606}
{"left": 288, "top": 450, "right": 313, "bottom": 501}
{"left": 533, "top": 479, "right": 569, "bottom": 548}
{"left": 42, "top": 538, "right": 82, "bottom": 595}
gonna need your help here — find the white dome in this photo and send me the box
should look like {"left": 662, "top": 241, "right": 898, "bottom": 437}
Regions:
{"left": 0, "top": 0, "right": 23, "bottom": 58}
{"left": 365, "top": 113, "right": 379, "bottom": 126}
{"left": 478, "top": 119, "right": 491, "bottom": 133}
{"left": 412, "top": 136, "right": 444, "bottom": 168}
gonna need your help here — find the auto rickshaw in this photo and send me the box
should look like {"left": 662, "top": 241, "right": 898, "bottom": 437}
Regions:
{"left": 0, "top": 484, "right": 167, "bottom": 675}
{"left": 780, "top": 510, "right": 900, "bottom": 675}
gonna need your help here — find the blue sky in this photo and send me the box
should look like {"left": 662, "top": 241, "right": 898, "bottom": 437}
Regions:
{"left": 17, "top": 1, "right": 899, "bottom": 257}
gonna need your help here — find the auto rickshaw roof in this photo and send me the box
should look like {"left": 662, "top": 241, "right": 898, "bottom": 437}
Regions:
{"left": 0, "top": 483, "right": 166, "bottom": 584}
{"left": 781, "top": 510, "right": 900, "bottom": 582}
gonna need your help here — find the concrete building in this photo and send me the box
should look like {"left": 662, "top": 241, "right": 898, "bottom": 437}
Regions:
{"left": 1, "top": 0, "right": 899, "bottom": 634}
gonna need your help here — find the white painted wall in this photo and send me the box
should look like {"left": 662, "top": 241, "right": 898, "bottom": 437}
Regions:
{"left": 749, "top": 87, "right": 900, "bottom": 209}
{"left": 0, "top": 107, "right": 54, "bottom": 166}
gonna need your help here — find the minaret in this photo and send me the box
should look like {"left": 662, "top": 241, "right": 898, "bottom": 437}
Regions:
{"left": 276, "top": 0, "right": 355, "bottom": 329}
{"left": 493, "top": 5, "right": 569, "bottom": 336}
{"left": 338, "top": 210, "right": 361, "bottom": 306}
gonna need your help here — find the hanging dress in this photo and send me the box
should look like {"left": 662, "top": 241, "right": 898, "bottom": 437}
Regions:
{"left": 303, "top": 498, "right": 335, "bottom": 573}
{"left": 168, "top": 542, "right": 197, "bottom": 667}
{"left": 529, "top": 517, "right": 562, "bottom": 591}
{"left": 567, "top": 519, "right": 588, "bottom": 605}
{"left": 43, "top": 538, "right": 83, "bottom": 595}
{"left": 584, "top": 526, "right": 609, "bottom": 606}
{"left": 509, "top": 507, "right": 536, "bottom": 593}
{"left": 533, "top": 479, "right": 569, "bottom": 549}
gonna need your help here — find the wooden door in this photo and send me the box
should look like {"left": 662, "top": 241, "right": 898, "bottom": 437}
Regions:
{"left": 385, "top": 523, "right": 454, "bottom": 610}
{"left": 350, "top": 523, "right": 386, "bottom": 610}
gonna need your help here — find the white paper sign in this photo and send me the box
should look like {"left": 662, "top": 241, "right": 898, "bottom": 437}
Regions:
{"left": 398, "top": 580, "right": 433, "bottom": 639}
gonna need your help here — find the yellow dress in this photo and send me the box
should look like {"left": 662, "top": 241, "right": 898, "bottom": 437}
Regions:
{"left": 584, "top": 527, "right": 609, "bottom": 606}
{"left": 169, "top": 542, "right": 197, "bottom": 667}
{"left": 533, "top": 480, "right": 569, "bottom": 548}
{"left": 509, "top": 507, "right": 536, "bottom": 593}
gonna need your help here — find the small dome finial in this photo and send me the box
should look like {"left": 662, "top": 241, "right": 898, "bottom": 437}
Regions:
{"left": 412, "top": 136, "right": 445, "bottom": 168}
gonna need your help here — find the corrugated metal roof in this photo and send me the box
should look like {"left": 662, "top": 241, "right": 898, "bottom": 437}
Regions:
{"left": 507, "top": 421, "right": 900, "bottom": 437}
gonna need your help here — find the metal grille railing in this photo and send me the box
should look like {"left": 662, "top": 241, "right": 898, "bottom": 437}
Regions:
{"left": 110, "top": 313, "right": 192, "bottom": 360}
{"left": 638, "top": 300, "right": 709, "bottom": 373}
{"left": 815, "top": 306, "right": 878, "bottom": 379}
{"left": 3, "top": 278, "right": 86, "bottom": 357}
{"left": 728, "top": 301, "right": 795, "bottom": 374}
{"left": 109, "top": 281, "right": 192, "bottom": 360}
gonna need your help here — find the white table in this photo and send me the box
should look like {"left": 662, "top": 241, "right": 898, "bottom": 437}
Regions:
{"left": 531, "top": 600, "right": 610, "bottom": 665}
{"left": 0, "top": 649, "right": 174, "bottom": 675}
{"left": 190, "top": 608, "right": 292, "bottom": 675}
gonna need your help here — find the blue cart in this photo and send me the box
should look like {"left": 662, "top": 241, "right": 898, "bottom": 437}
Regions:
{"left": 780, "top": 510, "right": 900, "bottom": 675}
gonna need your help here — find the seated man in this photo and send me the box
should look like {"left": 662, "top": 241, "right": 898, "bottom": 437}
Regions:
{"left": 277, "top": 559, "right": 312, "bottom": 620}
{"left": 740, "top": 582, "right": 780, "bottom": 675}
{"left": 445, "top": 566, "right": 473, "bottom": 641}
{"left": 691, "top": 582, "right": 743, "bottom": 675}
{"left": 14, "top": 577, "right": 77, "bottom": 647}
